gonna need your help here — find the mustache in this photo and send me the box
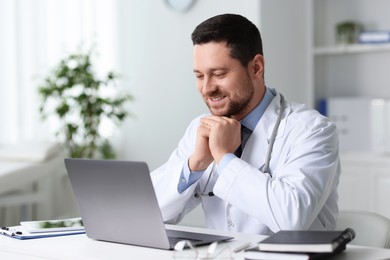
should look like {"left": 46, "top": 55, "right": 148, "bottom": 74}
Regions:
{"left": 205, "top": 89, "right": 226, "bottom": 98}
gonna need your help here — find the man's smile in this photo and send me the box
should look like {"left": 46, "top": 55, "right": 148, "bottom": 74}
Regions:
{"left": 210, "top": 96, "right": 226, "bottom": 102}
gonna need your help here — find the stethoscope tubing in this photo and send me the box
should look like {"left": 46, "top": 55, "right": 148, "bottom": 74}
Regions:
{"left": 263, "top": 94, "right": 285, "bottom": 174}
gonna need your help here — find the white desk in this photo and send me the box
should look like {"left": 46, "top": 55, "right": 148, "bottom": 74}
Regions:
{"left": 1, "top": 225, "right": 390, "bottom": 259}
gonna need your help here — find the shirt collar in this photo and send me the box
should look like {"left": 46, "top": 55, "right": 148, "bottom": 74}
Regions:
{"left": 240, "top": 87, "right": 275, "bottom": 131}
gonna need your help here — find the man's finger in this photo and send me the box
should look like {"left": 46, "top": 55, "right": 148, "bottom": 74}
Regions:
{"left": 200, "top": 116, "right": 239, "bottom": 128}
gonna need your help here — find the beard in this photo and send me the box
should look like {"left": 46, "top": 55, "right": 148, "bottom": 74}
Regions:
{"left": 206, "top": 91, "right": 253, "bottom": 117}
{"left": 205, "top": 82, "right": 255, "bottom": 118}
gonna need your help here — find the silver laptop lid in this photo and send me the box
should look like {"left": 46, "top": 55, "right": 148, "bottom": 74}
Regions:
{"left": 65, "top": 158, "right": 171, "bottom": 249}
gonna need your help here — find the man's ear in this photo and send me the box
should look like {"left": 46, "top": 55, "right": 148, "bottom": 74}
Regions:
{"left": 250, "top": 54, "right": 265, "bottom": 79}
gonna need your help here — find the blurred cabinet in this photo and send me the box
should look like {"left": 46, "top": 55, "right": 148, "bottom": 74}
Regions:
{"left": 339, "top": 153, "right": 390, "bottom": 219}
{"left": 307, "top": 0, "right": 390, "bottom": 108}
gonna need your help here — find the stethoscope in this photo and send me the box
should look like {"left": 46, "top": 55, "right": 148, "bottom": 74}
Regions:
{"left": 194, "top": 93, "right": 286, "bottom": 198}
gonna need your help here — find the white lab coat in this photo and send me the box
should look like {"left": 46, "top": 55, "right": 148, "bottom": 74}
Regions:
{"left": 151, "top": 93, "right": 340, "bottom": 235}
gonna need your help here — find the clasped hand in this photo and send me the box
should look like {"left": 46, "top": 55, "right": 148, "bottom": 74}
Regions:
{"left": 189, "top": 116, "right": 241, "bottom": 171}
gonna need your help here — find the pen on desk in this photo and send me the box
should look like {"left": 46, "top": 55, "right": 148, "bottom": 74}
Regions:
{"left": 233, "top": 241, "right": 254, "bottom": 253}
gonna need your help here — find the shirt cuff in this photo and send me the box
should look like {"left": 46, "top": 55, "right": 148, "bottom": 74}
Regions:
{"left": 218, "top": 153, "right": 237, "bottom": 172}
{"left": 177, "top": 159, "right": 205, "bottom": 194}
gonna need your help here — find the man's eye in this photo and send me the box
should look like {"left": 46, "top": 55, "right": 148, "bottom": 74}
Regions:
{"left": 215, "top": 72, "right": 226, "bottom": 78}
{"left": 195, "top": 74, "right": 204, "bottom": 79}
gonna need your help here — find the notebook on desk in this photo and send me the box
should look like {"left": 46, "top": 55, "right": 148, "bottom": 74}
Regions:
{"left": 64, "top": 158, "right": 232, "bottom": 250}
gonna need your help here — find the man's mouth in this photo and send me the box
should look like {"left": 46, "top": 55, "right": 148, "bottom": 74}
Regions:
{"left": 210, "top": 96, "right": 226, "bottom": 102}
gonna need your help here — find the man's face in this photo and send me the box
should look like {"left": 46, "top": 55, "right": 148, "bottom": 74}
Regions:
{"left": 193, "top": 42, "right": 261, "bottom": 120}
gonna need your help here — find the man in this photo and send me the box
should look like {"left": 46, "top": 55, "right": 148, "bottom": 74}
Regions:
{"left": 151, "top": 14, "right": 340, "bottom": 235}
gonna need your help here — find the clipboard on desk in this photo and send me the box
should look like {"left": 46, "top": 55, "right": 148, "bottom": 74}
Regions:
{"left": 1, "top": 226, "right": 85, "bottom": 240}
{"left": 1, "top": 218, "right": 85, "bottom": 240}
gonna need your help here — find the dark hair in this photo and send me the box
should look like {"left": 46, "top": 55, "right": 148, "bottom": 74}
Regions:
{"left": 191, "top": 14, "right": 263, "bottom": 67}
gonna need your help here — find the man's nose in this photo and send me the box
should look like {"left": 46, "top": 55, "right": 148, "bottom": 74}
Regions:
{"left": 202, "top": 76, "right": 217, "bottom": 94}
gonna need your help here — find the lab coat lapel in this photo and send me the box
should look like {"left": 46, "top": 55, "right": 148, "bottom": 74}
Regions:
{"left": 241, "top": 94, "right": 287, "bottom": 170}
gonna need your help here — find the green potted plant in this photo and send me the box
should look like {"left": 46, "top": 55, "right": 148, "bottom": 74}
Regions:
{"left": 38, "top": 49, "right": 132, "bottom": 159}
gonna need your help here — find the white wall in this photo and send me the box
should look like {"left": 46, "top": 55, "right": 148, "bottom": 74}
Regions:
{"left": 260, "top": 0, "right": 309, "bottom": 105}
{"left": 115, "top": 0, "right": 261, "bottom": 170}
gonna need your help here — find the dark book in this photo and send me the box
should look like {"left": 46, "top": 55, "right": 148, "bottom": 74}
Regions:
{"left": 257, "top": 228, "right": 355, "bottom": 253}
{"left": 244, "top": 247, "right": 341, "bottom": 260}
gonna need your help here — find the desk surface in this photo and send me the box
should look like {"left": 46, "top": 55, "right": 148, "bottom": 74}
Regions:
{"left": 1, "top": 225, "right": 390, "bottom": 259}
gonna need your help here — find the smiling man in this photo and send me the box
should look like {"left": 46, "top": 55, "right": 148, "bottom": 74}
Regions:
{"left": 151, "top": 14, "right": 340, "bottom": 235}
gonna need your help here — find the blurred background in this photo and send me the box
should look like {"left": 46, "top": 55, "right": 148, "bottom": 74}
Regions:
{"left": 1, "top": 0, "right": 390, "bottom": 228}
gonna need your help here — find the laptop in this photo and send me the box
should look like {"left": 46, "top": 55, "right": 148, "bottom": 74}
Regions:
{"left": 64, "top": 158, "right": 232, "bottom": 250}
